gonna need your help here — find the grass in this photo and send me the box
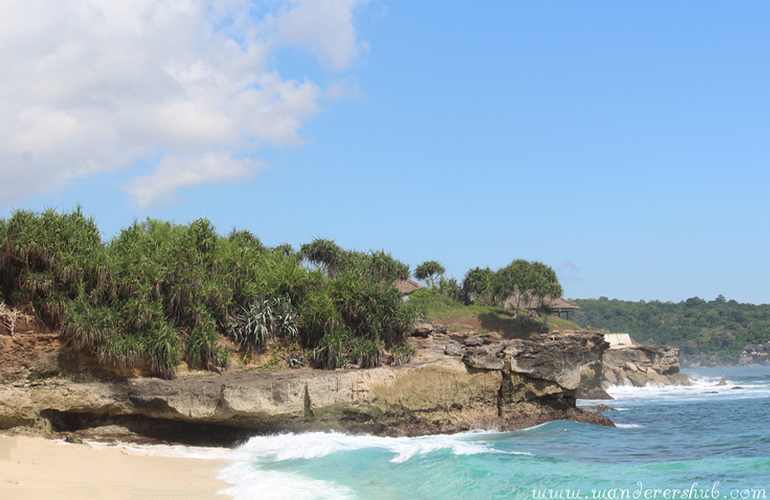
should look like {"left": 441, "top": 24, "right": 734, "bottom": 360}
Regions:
{"left": 408, "top": 288, "right": 583, "bottom": 339}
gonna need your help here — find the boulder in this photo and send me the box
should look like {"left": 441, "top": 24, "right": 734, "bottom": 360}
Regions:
{"left": 444, "top": 344, "right": 462, "bottom": 357}
{"left": 462, "top": 345, "right": 504, "bottom": 370}
{"left": 412, "top": 323, "right": 435, "bottom": 337}
{"left": 463, "top": 336, "right": 484, "bottom": 347}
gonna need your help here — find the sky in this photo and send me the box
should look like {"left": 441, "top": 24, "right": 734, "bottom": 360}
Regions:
{"left": 2, "top": 1, "right": 769, "bottom": 304}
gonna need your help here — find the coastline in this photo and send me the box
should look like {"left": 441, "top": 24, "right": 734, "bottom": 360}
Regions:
{"left": 0, "top": 434, "right": 230, "bottom": 500}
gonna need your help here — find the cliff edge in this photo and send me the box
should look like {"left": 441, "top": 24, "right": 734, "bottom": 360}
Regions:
{"left": 577, "top": 341, "right": 692, "bottom": 400}
{"left": 1, "top": 329, "right": 614, "bottom": 444}
{"left": 602, "top": 344, "right": 692, "bottom": 387}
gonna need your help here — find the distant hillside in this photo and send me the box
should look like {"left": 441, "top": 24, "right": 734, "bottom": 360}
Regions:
{"left": 571, "top": 297, "right": 770, "bottom": 364}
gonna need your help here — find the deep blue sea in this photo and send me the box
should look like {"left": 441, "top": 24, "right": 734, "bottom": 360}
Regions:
{"left": 135, "top": 366, "right": 770, "bottom": 499}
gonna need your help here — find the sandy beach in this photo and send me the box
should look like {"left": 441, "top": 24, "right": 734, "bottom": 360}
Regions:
{"left": 0, "top": 435, "right": 230, "bottom": 500}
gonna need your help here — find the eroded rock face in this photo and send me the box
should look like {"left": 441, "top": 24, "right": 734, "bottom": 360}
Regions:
{"left": 1, "top": 331, "right": 614, "bottom": 441}
{"left": 601, "top": 345, "right": 692, "bottom": 388}
{"left": 576, "top": 361, "right": 612, "bottom": 400}
{"left": 500, "top": 332, "right": 609, "bottom": 409}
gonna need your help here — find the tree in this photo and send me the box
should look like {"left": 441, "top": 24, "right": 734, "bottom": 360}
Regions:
{"left": 489, "top": 260, "right": 563, "bottom": 325}
{"left": 301, "top": 239, "right": 409, "bottom": 283}
{"left": 491, "top": 259, "right": 531, "bottom": 318}
{"left": 300, "top": 238, "right": 343, "bottom": 274}
{"left": 462, "top": 267, "right": 494, "bottom": 305}
{"left": 527, "top": 261, "right": 563, "bottom": 331}
{"left": 414, "top": 260, "right": 446, "bottom": 288}
{"left": 528, "top": 261, "right": 563, "bottom": 302}
{"left": 438, "top": 276, "right": 463, "bottom": 303}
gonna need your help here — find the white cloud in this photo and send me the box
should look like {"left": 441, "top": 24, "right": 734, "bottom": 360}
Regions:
{"left": 125, "top": 152, "right": 264, "bottom": 208}
{"left": 276, "top": 0, "right": 368, "bottom": 71}
{"left": 0, "top": 0, "right": 366, "bottom": 208}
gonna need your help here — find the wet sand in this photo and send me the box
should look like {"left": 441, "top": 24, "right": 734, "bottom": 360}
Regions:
{"left": 0, "top": 435, "right": 230, "bottom": 500}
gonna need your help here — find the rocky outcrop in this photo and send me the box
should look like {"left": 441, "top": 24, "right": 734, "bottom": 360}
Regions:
{"left": 600, "top": 344, "right": 692, "bottom": 388}
{"left": 1, "top": 330, "right": 613, "bottom": 443}
{"left": 576, "top": 360, "right": 612, "bottom": 399}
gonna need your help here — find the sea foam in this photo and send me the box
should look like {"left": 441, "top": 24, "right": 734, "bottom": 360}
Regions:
{"left": 217, "top": 463, "right": 356, "bottom": 500}
{"left": 216, "top": 431, "right": 510, "bottom": 500}
{"left": 229, "top": 431, "right": 498, "bottom": 464}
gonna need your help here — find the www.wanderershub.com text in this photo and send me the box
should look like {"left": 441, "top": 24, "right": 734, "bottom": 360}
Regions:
{"left": 531, "top": 482, "right": 767, "bottom": 500}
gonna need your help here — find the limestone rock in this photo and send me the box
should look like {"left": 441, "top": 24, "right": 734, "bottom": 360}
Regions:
{"left": 1, "top": 331, "right": 615, "bottom": 441}
{"left": 577, "top": 386, "right": 613, "bottom": 400}
{"left": 412, "top": 323, "right": 435, "bottom": 337}
{"left": 600, "top": 344, "right": 692, "bottom": 388}
{"left": 583, "top": 404, "right": 618, "bottom": 412}
{"left": 504, "top": 332, "right": 608, "bottom": 391}
{"left": 462, "top": 345, "right": 504, "bottom": 371}
{"left": 576, "top": 358, "right": 613, "bottom": 400}
{"left": 444, "top": 344, "right": 462, "bottom": 357}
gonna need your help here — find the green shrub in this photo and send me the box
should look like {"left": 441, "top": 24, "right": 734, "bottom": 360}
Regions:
{"left": 390, "top": 341, "right": 415, "bottom": 366}
{"left": 0, "top": 207, "right": 418, "bottom": 378}
{"left": 225, "top": 296, "right": 298, "bottom": 353}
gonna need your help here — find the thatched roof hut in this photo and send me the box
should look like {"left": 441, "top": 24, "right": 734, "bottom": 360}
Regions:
{"left": 395, "top": 278, "right": 424, "bottom": 295}
{"left": 504, "top": 294, "right": 580, "bottom": 319}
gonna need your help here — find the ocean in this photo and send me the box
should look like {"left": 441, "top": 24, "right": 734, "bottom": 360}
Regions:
{"left": 141, "top": 365, "right": 770, "bottom": 500}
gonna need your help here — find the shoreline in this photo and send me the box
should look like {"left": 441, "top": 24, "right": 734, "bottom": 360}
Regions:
{"left": 0, "top": 434, "right": 230, "bottom": 500}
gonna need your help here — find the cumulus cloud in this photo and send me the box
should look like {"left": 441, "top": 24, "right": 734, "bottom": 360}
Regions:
{"left": 275, "top": 0, "right": 368, "bottom": 71}
{"left": 125, "top": 152, "right": 264, "bottom": 208}
{"left": 0, "top": 0, "right": 366, "bottom": 207}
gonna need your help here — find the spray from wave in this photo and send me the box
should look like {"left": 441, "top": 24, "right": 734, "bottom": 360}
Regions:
{"left": 216, "top": 431, "right": 523, "bottom": 500}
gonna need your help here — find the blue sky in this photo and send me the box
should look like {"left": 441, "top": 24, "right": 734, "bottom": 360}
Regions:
{"left": 2, "top": 1, "right": 769, "bottom": 304}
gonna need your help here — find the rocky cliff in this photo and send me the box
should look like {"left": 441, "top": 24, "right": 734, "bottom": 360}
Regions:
{"left": 602, "top": 344, "right": 692, "bottom": 387}
{"left": 0, "top": 329, "right": 613, "bottom": 444}
{"left": 577, "top": 343, "right": 692, "bottom": 399}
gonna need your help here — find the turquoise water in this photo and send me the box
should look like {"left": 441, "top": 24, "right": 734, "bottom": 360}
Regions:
{"left": 215, "top": 366, "right": 770, "bottom": 499}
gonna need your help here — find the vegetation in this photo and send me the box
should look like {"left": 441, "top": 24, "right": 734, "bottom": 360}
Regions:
{"left": 407, "top": 258, "right": 567, "bottom": 336}
{"left": 414, "top": 260, "right": 446, "bottom": 288}
{"left": 410, "top": 258, "right": 567, "bottom": 335}
{"left": 0, "top": 208, "right": 569, "bottom": 377}
{"left": 459, "top": 259, "right": 563, "bottom": 315}
{"left": 0, "top": 209, "right": 416, "bottom": 378}
{"left": 408, "top": 288, "right": 580, "bottom": 339}
{"left": 460, "top": 267, "right": 495, "bottom": 305}
{"left": 572, "top": 296, "right": 770, "bottom": 364}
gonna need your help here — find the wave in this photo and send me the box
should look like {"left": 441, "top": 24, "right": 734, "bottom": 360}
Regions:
{"left": 217, "top": 464, "right": 355, "bottom": 500}
{"left": 605, "top": 376, "right": 770, "bottom": 402}
{"left": 228, "top": 431, "right": 506, "bottom": 464}
{"left": 215, "top": 431, "right": 534, "bottom": 500}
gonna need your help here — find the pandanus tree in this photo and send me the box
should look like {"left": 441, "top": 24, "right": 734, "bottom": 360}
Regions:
{"left": 414, "top": 260, "right": 446, "bottom": 288}
{"left": 299, "top": 238, "right": 416, "bottom": 369}
{"left": 461, "top": 267, "right": 495, "bottom": 305}
{"left": 1, "top": 209, "right": 419, "bottom": 377}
